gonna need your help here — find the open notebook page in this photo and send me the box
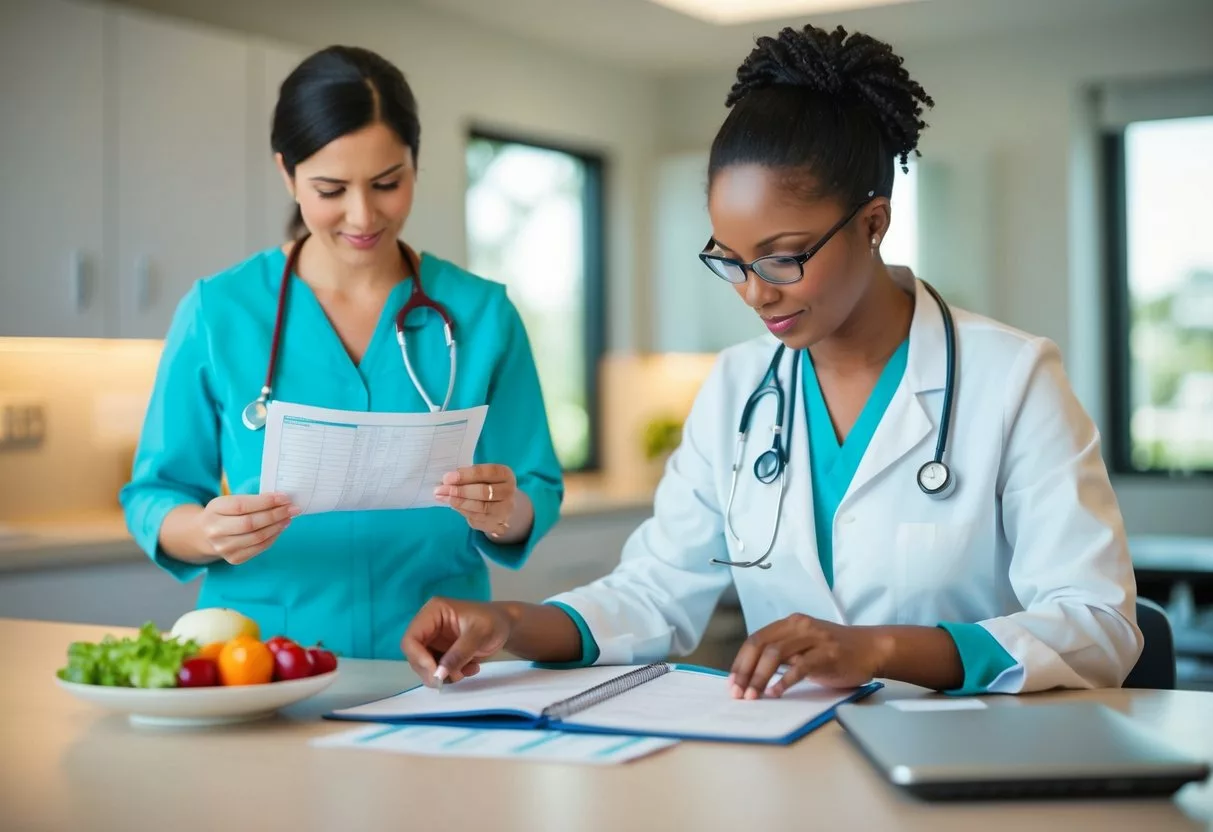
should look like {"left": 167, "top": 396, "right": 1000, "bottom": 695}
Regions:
{"left": 329, "top": 662, "right": 652, "bottom": 721}
{"left": 563, "top": 669, "right": 855, "bottom": 741}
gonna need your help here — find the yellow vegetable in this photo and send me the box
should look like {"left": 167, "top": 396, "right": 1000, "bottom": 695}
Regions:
{"left": 169, "top": 608, "right": 259, "bottom": 646}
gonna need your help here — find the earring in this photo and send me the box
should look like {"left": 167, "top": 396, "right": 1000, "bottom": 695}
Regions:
{"left": 870, "top": 236, "right": 879, "bottom": 247}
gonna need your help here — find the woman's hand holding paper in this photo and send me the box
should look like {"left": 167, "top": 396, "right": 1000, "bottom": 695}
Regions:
{"left": 433, "top": 464, "right": 534, "bottom": 544}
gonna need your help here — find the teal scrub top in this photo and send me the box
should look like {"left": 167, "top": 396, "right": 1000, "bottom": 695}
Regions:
{"left": 557, "top": 339, "right": 1015, "bottom": 692}
{"left": 120, "top": 246, "right": 564, "bottom": 659}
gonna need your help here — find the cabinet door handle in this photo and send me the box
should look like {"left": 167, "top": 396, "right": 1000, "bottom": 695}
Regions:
{"left": 70, "top": 250, "right": 90, "bottom": 312}
{"left": 135, "top": 255, "right": 153, "bottom": 312}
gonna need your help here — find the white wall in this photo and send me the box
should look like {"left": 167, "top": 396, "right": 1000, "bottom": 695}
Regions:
{"left": 654, "top": 7, "right": 1213, "bottom": 536}
{"left": 81, "top": 1, "right": 1213, "bottom": 537}
{"left": 110, "top": 0, "right": 662, "bottom": 353}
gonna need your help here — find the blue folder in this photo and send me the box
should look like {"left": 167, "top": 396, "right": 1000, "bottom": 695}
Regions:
{"left": 325, "top": 661, "right": 882, "bottom": 746}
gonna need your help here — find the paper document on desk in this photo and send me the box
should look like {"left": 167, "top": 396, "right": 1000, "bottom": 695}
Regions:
{"left": 259, "top": 401, "right": 487, "bottom": 515}
{"left": 311, "top": 723, "right": 677, "bottom": 765}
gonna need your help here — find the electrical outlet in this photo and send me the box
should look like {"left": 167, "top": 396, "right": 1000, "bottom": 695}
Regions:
{"left": 0, "top": 398, "right": 47, "bottom": 452}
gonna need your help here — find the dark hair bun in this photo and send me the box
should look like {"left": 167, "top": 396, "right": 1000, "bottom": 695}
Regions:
{"left": 727, "top": 24, "right": 934, "bottom": 171}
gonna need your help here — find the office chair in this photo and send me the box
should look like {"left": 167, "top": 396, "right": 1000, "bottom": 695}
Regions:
{"left": 1122, "top": 597, "right": 1177, "bottom": 690}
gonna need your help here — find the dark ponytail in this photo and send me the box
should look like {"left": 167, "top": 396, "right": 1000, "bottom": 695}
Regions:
{"left": 271, "top": 45, "right": 421, "bottom": 239}
{"left": 709, "top": 24, "right": 933, "bottom": 206}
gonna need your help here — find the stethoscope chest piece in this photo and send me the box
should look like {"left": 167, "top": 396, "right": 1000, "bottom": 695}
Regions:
{"left": 917, "top": 460, "right": 956, "bottom": 499}
{"left": 242, "top": 390, "right": 270, "bottom": 432}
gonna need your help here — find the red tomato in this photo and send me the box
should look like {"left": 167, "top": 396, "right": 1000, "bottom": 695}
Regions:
{"left": 265, "top": 635, "right": 296, "bottom": 655}
{"left": 177, "top": 657, "right": 219, "bottom": 688}
{"left": 272, "top": 644, "right": 313, "bottom": 681}
{"left": 307, "top": 647, "right": 338, "bottom": 676}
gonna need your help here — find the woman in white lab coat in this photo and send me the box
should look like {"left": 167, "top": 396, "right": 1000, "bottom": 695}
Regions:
{"left": 399, "top": 24, "right": 1142, "bottom": 696}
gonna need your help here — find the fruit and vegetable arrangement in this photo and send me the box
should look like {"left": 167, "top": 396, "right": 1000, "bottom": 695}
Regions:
{"left": 56, "top": 608, "right": 338, "bottom": 689}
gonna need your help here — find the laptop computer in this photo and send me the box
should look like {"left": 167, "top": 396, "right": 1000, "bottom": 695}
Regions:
{"left": 836, "top": 700, "right": 1210, "bottom": 801}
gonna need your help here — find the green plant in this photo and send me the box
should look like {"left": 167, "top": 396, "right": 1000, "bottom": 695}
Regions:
{"left": 641, "top": 415, "right": 684, "bottom": 461}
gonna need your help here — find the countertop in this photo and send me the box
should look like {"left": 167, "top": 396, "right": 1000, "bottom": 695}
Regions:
{"left": 3, "top": 618, "right": 1213, "bottom": 831}
{"left": 0, "top": 475, "right": 655, "bottom": 573}
{"left": 0, "top": 512, "right": 140, "bottom": 571}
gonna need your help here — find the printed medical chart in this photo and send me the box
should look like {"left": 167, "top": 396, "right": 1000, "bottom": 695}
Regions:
{"left": 259, "top": 401, "right": 487, "bottom": 515}
{"left": 311, "top": 723, "right": 677, "bottom": 766}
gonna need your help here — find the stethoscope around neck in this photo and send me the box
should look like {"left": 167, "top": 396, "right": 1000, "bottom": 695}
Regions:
{"left": 241, "top": 233, "right": 457, "bottom": 431}
{"left": 711, "top": 280, "right": 959, "bottom": 570}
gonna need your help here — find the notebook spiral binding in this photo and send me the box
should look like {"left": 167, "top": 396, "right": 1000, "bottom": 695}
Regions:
{"left": 540, "top": 662, "right": 672, "bottom": 721}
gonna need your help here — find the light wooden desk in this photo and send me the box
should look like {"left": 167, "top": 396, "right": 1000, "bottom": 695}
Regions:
{"left": 3, "top": 618, "right": 1212, "bottom": 831}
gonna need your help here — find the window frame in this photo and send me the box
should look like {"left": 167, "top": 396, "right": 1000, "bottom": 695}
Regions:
{"left": 465, "top": 127, "right": 608, "bottom": 474}
{"left": 1101, "top": 124, "right": 1213, "bottom": 479}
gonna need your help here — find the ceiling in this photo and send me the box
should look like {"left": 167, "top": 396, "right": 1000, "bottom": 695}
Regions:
{"left": 113, "top": 0, "right": 1208, "bottom": 78}
{"left": 406, "top": 0, "right": 1206, "bottom": 75}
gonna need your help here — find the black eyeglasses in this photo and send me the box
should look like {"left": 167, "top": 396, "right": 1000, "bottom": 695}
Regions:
{"left": 699, "top": 191, "right": 875, "bottom": 285}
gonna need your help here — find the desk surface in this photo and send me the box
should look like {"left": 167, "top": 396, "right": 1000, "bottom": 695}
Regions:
{"left": 3, "top": 619, "right": 1212, "bottom": 832}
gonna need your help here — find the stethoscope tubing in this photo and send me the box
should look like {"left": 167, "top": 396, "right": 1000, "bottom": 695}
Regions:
{"left": 712, "top": 280, "right": 956, "bottom": 569}
{"left": 242, "top": 234, "right": 456, "bottom": 429}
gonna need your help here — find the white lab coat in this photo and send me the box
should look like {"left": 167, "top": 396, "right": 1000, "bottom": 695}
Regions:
{"left": 549, "top": 270, "right": 1142, "bottom": 693}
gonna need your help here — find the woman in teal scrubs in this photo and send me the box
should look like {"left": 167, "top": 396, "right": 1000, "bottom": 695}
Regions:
{"left": 398, "top": 25, "right": 1141, "bottom": 695}
{"left": 121, "top": 46, "right": 563, "bottom": 659}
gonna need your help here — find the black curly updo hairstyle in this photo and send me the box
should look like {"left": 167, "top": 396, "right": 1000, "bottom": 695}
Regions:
{"left": 709, "top": 24, "right": 934, "bottom": 207}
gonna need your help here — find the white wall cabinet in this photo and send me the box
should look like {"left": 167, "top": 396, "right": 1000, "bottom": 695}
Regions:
{"left": 113, "top": 11, "right": 253, "bottom": 340}
{"left": 0, "top": 0, "right": 300, "bottom": 339}
{"left": 0, "top": 0, "right": 107, "bottom": 337}
{"left": 248, "top": 41, "right": 310, "bottom": 252}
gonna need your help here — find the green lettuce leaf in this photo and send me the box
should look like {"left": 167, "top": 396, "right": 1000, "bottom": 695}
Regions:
{"left": 57, "top": 622, "right": 199, "bottom": 688}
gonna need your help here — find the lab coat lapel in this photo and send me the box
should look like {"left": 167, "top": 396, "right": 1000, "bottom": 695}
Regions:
{"left": 728, "top": 346, "right": 806, "bottom": 566}
{"left": 842, "top": 273, "right": 946, "bottom": 504}
{"left": 726, "top": 344, "right": 840, "bottom": 620}
{"left": 844, "top": 383, "right": 932, "bottom": 502}
{"left": 779, "top": 349, "right": 848, "bottom": 622}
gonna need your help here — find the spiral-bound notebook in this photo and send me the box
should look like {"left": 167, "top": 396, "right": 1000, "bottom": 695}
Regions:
{"left": 325, "top": 661, "right": 882, "bottom": 745}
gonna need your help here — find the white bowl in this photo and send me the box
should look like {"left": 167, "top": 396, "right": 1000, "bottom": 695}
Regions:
{"left": 55, "top": 670, "right": 339, "bottom": 727}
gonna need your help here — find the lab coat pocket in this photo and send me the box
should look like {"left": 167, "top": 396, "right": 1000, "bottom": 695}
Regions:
{"left": 894, "top": 521, "right": 975, "bottom": 624}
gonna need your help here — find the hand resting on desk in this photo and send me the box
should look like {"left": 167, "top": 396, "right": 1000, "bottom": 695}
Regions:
{"left": 731, "top": 614, "right": 967, "bottom": 700}
{"left": 400, "top": 598, "right": 586, "bottom": 686}
{"left": 730, "top": 614, "right": 888, "bottom": 699}
{"left": 399, "top": 598, "right": 511, "bottom": 684}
